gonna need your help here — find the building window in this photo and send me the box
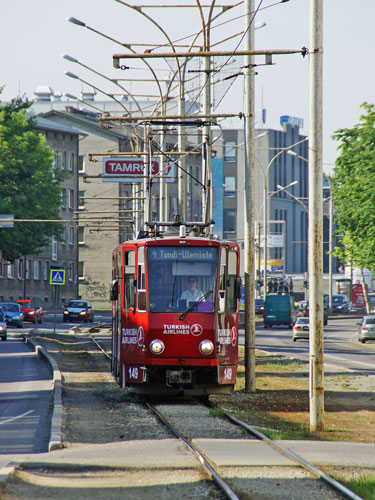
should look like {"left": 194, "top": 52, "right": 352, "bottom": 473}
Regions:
{"left": 52, "top": 237, "right": 58, "bottom": 261}
{"left": 224, "top": 141, "right": 236, "bottom": 162}
{"left": 187, "top": 166, "right": 192, "bottom": 194}
{"left": 62, "top": 151, "right": 67, "bottom": 170}
{"left": 68, "top": 263, "right": 74, "bottom": 282}
{"left": 69, "top": 227, "right": 74, "bottom": 245}
{"left": 68, "top": 189, "right": 74, "bottom": 209}
{"left": 69, "top": 152, "right": 74, "bottom": 172}
{"left": 8, "top": 262, "right": 15, "bottom": 279}
{"left": 18, "top": 259, "right": 23, "bottom": 279}
{"left": 0, "top": 261, "right": 6, "bottom": 278}
{"left": 34, "top": 261, "right": 40, "bottom": 280}
{"left": 61, "top": 227, "right": 66, "bottom": 244}
{"left": 194, "top": 166, "right": 200, "bottom": 186}
{"left": 223, "top": 210, "right": 236, "bottom": 232}
{"left": 78, "top": 227, "right": 85, "bottom": 245}
{"left": 78, "top": 191, "right": 85, "bottom": 209}
{"left": 224, "top": 176, "right": 236, "bottom": 197}
{"left": 43, "top": 262, "right": 48, "bottom": 280}
{"left": 194, "top": 200, "right": 201, "bottom": 220}
{"left": 55, "top": 151, "right": 61, "bottom": 169}
{"left": 78, "top": 155, "right": 85, "bottom": 173}
{"left": 61, "top": 188, "right": 67, "bottom": 208}
{"left": 274, "top": 247, "right": 283, "bottom": 259}
{"left": 78, "top": 261, "right": 84, "bottom": 280}
{"left": 25, "top": 260, "right": 30, "bottom": 279}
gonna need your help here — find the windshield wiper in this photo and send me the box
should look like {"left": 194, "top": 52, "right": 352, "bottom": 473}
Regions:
{"left": 178, "top": 290, "right": 212, "bottom": 320}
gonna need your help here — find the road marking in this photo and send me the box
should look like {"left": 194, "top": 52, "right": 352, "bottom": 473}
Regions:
{"left": 324, "top": 353, "right": 375, "bottom": 369}
{"left": 0, "top": 410, "right": 34, "bottom": 426}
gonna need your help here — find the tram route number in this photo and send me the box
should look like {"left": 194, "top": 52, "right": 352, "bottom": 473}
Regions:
{"left": 218, "top": 365, "right": 237, "bottom": 384}
{"left": 124, "top": 364, "right": 146, "bottom": 384}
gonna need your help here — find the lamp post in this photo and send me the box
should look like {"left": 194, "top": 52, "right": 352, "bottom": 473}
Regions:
{"left": 261, "top": 137, "right": 308, "bottom": 297}
{"left": 286, "top": 151, "right": 334, "bottom": 313}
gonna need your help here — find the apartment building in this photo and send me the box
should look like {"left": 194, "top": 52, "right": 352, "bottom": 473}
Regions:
{"left": 0, "top": 117, "right": 80, "bottom": 307}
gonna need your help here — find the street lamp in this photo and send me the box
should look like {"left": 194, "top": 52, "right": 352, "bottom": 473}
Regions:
{"left": 261, "top": 137, "right": 308, "bottom": 297}
{"left": 276, "top": 183, "right": 308, "bottom": 213}
{"left": 62, "top": 53, "right": 144, "bottom": 118}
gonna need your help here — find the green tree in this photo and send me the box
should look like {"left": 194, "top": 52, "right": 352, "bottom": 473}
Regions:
{"left": 0, "top": 92, "right": 65, "bottom": 262}
{"left": 330, "top": 102, "right": 375, "bottom": 274}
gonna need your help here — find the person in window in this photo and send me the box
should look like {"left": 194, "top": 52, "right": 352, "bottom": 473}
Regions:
{"left": 180, "top": 276, "right": 204, "bottom": 303}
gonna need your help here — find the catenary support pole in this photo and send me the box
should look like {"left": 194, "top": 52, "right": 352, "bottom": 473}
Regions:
{"left": 309, "top": 0, "right": 324, "bottom": 431}
{"left": 244, "top": 0, "right": 256, "bottom": 392}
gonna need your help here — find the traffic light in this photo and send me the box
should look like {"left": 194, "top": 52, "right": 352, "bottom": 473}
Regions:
{"left": 303, "top": 280, "right": 309, "bottom": 289}
{"left": 256, "top": 279, "right": 263, "bottom": 288}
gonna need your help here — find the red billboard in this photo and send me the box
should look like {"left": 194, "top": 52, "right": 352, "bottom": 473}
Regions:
{"left": 103, "top": 157, "right": 160, "bottom": 182}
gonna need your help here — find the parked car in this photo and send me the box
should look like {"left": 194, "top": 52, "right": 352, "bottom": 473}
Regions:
{"left": 301, "top": 304, "right": 328, "bottom": 326}
{"left": 0, "top": 309, "right": 7, "bottom": 340}
{"left": 63, "top": 300, "right": 94, "bottom": 323}
{"left": 263, "top": 294, "right": 297, "bottom": 329}
{"left": 255, "top": 298, "right": 264, "bottom": 316}
{"left": 325, "top": 294, "right": 349, "bottom": 314}
{"left": 0, "top": 303, "right": 23, "bottom": 328}
{"left": 16, "top": 299, "right": 43, "bottom": 324}
{"left": 298, "top": 300, "right": 307, "bottom": 312}
{"left": 292, "top": 317, "right": 310, "bottom": 341}
{"left": 357, "top": 315, "right": 375, "bottom": 344}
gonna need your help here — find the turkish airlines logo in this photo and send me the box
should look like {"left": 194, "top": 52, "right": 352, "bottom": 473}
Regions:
{"left": 190, "top": 324, "right": 203, "bottom": 336}
{"left": 231, "top": 326, "right": 237, "bottom": 346}
{"left": 137, "top": 326, "right": 145, "bottom": 346}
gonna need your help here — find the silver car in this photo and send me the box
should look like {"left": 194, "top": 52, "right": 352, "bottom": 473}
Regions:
{"left": 292, "top": 317, "right": 309, "bottom": 341}
{"left": 358, "top": 315, "right": 375, "bottom": 344}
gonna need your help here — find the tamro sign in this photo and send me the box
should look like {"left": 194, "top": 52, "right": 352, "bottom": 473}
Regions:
{"left": 103, "top": 157, "right": 160, "bottom": 182}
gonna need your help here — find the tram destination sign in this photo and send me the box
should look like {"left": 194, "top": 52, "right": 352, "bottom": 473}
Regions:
{"left": 149, "top": 247, "right": 217, "bottom": 262}
{"left": 103, "top": 157, "right": 160, "bottom": 182}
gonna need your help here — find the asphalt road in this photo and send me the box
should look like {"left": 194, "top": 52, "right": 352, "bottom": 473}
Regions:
{"left": 0, "top": 312, "right": 111, "bottom": 456}
{"left": 241, "top": 316, "right": 375, "bottom": 374}
{"left": 0, "top": 331, "right": 53, "bottom": 454}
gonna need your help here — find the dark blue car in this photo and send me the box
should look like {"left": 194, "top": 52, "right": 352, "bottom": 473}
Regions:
{"left": 0, "top": 302, "right": 24, "bottom": 328}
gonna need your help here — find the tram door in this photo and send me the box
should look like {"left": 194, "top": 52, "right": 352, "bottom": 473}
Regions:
{"left": 217, "top": 246, "right": 240, "bottom": 361}
{"left": 111, "top": 250, "right": 121, "bottom": 382}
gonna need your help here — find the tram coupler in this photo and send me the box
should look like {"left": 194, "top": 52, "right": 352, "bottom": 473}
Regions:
{"left": 166, "top": 370, "right": 192, "bottom": 385}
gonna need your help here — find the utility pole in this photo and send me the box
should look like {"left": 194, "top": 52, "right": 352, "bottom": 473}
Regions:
{"left": 309, "top": 0, "right": 324, "bottom": 432}
{"left": 244, "top": 0, "right": 256, "bottom": 392}
{"left": 202, "top": 54, "right": 212, "bottom": 226}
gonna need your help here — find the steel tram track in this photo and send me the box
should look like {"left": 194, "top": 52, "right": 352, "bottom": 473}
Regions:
{"left": 203, "top": 399, "right": 363, "bottom": 500}
{"left": 87, "top": 326, "right": 362, "bottom": 500}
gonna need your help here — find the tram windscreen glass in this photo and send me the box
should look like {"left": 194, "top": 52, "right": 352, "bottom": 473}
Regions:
{"left": 147, "top": 246, "right": 218, "bottom": 313}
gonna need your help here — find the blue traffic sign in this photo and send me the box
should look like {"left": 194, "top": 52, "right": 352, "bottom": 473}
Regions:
{"left": 50, "top": 269, "right": 66, "bottom": 285}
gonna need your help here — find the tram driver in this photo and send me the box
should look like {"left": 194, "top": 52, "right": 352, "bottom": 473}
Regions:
{"left": 179, "top": 276, "right": 204, "bottom": 304}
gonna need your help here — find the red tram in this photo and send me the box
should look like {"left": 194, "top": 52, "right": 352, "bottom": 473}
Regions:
{"left": 110, "top": 225, "right": 241, "bottom": 396}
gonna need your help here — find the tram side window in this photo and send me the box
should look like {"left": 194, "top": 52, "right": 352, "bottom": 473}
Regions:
{"left": 227, "top": 251, "right": 239, "bottom": 314}
{"left": 218, "top": 247, "right": 227, "bottom": 313}
{"left": 137, "top": 247, "right": 147, "bottom": 312}
{"left": 124, "top": 250, "right": 135, "bottom": 310}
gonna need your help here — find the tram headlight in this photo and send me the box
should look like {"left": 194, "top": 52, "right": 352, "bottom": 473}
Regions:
{"left": 199, "top": 340, "right": 214, "bottom": 355}
{"left": 149, "top": 339, "right": 165, "bottom": 355}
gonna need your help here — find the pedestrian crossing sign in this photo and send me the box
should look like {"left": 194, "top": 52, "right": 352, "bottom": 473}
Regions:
{"left": 50, "top": 269, "right": 66, "bottom": 285}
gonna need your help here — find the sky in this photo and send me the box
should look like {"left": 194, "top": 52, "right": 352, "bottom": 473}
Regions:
{"left": 1, "top": 1, "right": 375, "bottom": 174}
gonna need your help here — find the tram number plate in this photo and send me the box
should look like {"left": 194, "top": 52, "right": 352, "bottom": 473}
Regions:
{"left": 124, "top": 365, "right": 146, "bottom": 383}
{"left": 217, "top": 366, "right": 237, "bottom": 384}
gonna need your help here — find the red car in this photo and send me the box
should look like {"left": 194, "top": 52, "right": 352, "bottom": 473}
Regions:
{"left": 16, "top": 299, "right": 43, "bottom": 324}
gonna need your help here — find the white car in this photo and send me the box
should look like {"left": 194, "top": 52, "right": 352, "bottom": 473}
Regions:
{"left": 292, "top": 317, "right": 309, "bottom": 341}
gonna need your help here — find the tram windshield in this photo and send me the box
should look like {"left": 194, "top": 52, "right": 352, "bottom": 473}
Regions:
{"left": 147, "top": 246, "right": 218, "bottom": 313}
